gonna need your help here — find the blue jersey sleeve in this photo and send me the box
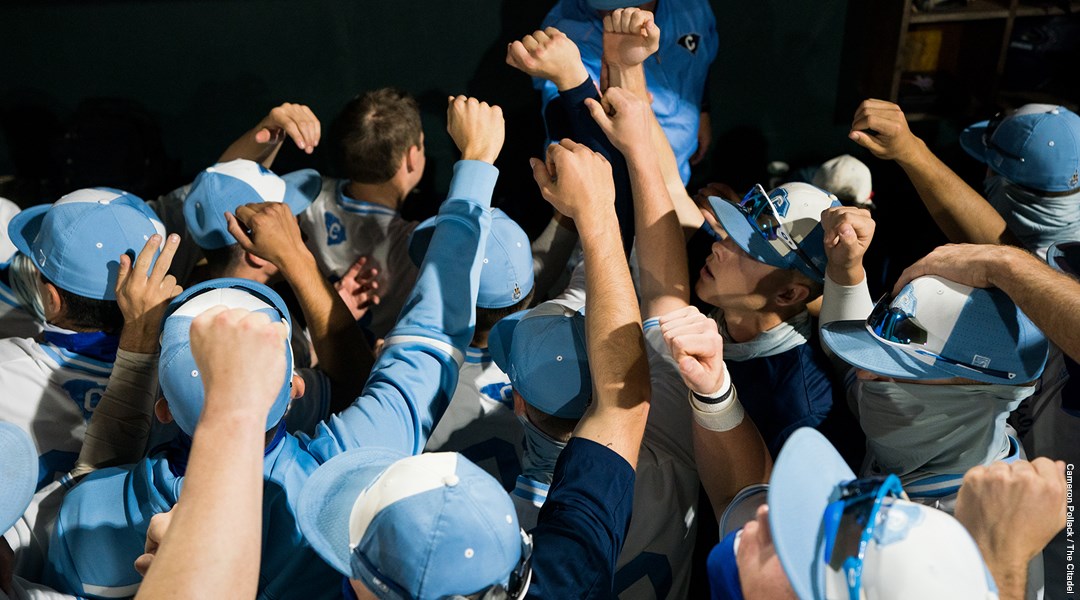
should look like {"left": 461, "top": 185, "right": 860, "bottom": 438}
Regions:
{"left": 304, "top": 160, "right": 496, "bottom": 462}
{"left": 528, "top": 437, "right": 636, "bottom": 599}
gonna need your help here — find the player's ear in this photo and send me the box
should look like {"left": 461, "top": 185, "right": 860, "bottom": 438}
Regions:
{"left": 511, "top": 389, "right": 526, "bottom": 417}
{"left": 773, "top": 278, "right": 810, "bottom": 308}
{"left": 244, "top": 251, "right": 269, "bottom": 269}
{"left": 40, "top": 279, "right": 63, "bottom": 321}
{"left": 154, "top": 398, "right": 173, "bottom": 424}
{"left": 405, "top": 140, "right": 423, "bottom": 173}
{"left": 290, "top": 373, "right": 305, "bottom": 400}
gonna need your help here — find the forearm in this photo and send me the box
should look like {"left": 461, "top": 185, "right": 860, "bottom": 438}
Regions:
{"left": 993, "top": 247, "right": 1080, "bottom": 362}
{"left": 573, "top": 208, "right": 650, "bottom": 467}
{"left": 72, "top": 349, "right": 158, "bottom": 477}
{"left": 218, "top": 129, "right": 282, "bottom": 167}
{"left": 279, "top": 251, "right": 373, "bottom": 413}
{"left": 137, "top": 409, "right": 264, "bottom": 599}
{"left": 531, "top": 214, "right": 579, "bottom": 303}
{"left": 984, "top": 560, "right": 1027, "bottom": 600}
{"left": 897, "top": 140, "right": 1018, "bottom": 246}
{"left": 625, "top": 150, "right": 690, "bottom": 317}
{"left": 693, "top": 414, "right": 772, "bottom": 516}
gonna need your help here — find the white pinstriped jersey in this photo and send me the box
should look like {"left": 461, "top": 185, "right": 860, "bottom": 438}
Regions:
{"left": 298, "top": 178, "right": 418, "bottom": 339}
{"left": 424, "top": 347, "right": 523, "bottom": 490}
{"left": 512, "top": 321, "right": 700, "bottom": 600}
{"left": 0, "top": 282, "right": 41, "bottom": 340}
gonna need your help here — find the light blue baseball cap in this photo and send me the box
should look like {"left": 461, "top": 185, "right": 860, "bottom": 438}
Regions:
{"left": 158, "top": 278, "right": 293, "bottom": 435}
{"left": 408, "top": 208, "right": 534, "bottom": 309}
{"left": 707, "top": 182, "right": 840, "bottom": 284}
{"left": 488, "top": 301, "right": 591, "bottom": 419}
{"left": 960, "top": 104, "right": 1080, "bottom": 193}
{"left": 183, "top": 159, "right": 321, "bottom": 250}
{"left": 821, "top": 275, "right": 1048, "bottom": 384}
{"left": 298, "top": 449, "right": 529, "bottom": 600}
{"left": 8, "top": 188, "right": 166, "bottom": 301}
{"left": 1047, "top": 241, "right": 1080, "bottom": 276}
{"left": 0, "top": 422, "right": 37, "bottom": 535}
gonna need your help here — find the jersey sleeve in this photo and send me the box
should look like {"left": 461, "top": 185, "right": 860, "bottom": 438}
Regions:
{"left": 303, "top": 161, "right": 496, "bottom": 462}
{"left": 528, "top": 437, "right": 636, "bottom": 599}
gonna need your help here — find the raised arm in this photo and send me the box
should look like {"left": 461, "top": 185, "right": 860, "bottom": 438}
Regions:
{"left": 225, "top": 202, "right": 373, "bottom": 413}
{"left": 135, "top": 307, "right": 288, "bottom": 599}
{"left": 849, "top": 99, "right": 1020, "bottom": 246}
{"left": 659, "top": 305, "right": 771, "bottom": 515}
{"left": 72, "top": 234, "right": 183, "bottom": 477}
{"left": 218, "top": 102, "right": 321, "bottom": 167}
{"left": 587, "top": 86, "right": 689, "bottom": 317}
{"left": 601, "top": 8, "right": 705, "bottom": 233}
{"left": 531, "top": 139, "right": 650, "bottom": 467}
{"left": 895, "top": 243, "right": 1080, "bottom": 362}
{"left": 819, "top": 206, "right": 877, "bottom": 326}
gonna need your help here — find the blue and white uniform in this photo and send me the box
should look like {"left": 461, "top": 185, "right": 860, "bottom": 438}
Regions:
{"left": 539, "top": 0, "right": 718, "bottom": 184}
{"left": 298, "top": 178, "right": 419, "bottom": 340}
{"left": 45, "top": 161, "right": 497, "bottom": 600}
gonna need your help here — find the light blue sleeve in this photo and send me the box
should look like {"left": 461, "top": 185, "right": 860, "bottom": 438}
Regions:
{"left": 304, "top": 161, "right": 496, "bottom": 462}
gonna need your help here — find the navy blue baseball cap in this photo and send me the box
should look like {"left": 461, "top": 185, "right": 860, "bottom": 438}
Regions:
{"left": 184, "top": 159, "right": 320, "bottom": 250}
{"left": 158, "top": 278, "right": 294, "bottom": 434}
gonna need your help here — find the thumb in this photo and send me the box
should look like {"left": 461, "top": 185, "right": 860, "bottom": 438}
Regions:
{"left": 584, "top": 97, "right": 613, "bottom": 133}
{"left": 115, "top": 253, "right": 132, "bottom": 295}
{"left": 677, "top": 355, "right": 709, "bottom": 391}
{"left": 530, "top": 157, "right": 553, "bottom": 190}
{"left": 849, "top": 130, "right": 886, "bottom": 156}
{"left": 224, "top": 212, "right": 255, "bottom": 252}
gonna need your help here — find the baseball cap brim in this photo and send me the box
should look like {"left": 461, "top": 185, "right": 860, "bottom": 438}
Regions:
{"left": 959, "top": 120, "right": 991, "bottom": 164}
{"left": 820, "top": 319, "right": 953, "bottom": 381}
{"left": 0, "top": 422, "right": 38, "bottom": 534}
{"left": 297, "top": 446, "right": 408, "bottom": 577}
{"left": 706, "top": 196, "right": 781, "bottom": 269}
{"left": 488, "top": 310, "right": 528, "bottom": 375}
{"left": 7, "top": 204, "right": 50, "bottom": 271}
{"left": 1047, "top": 241, "right": 1080, "bottom": 276}
{"left": 768, "top": 428, "right": 856, "bottom": 600}
{"left": 281, "top": 169, "right": 322, "bottom": 214}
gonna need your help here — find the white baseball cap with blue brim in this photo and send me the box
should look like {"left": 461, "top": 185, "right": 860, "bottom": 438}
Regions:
{"left": 183, "top": 159, "right": 321, "bottom": 250}
{"left": 820, "top": 275, "right": 1048, "bottom": 384}
{"left": 298, "top": 449, "right": 530, "bottom": 600}
{"left": 707, "top": 182, "right": 840, "bottom": 284}
{"left": 960, "top": 104, "right": 1080, "bottom": 193}
{"left": 768, "top": 428, "right": 998, "bottom": 600}
{"left": 0, "top": 422, "right": 37, "bottom": 535}
{"left": 158, "top": 278, "right": 293, "bottom": 435}
{"left": 488, "top": 301, "right": 591, "bottom": 419}
{"left": 408, "top": 208, "right": 534, "bottom": 310}
{"left": 8, "top": 188, "right": 166, "bottom": 301}
{"left": 1047, "top": 241, "right": 1080, "bottom": 276}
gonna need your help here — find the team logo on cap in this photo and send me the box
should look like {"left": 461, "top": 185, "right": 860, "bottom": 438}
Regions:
{"left": 1071, "top": 170, "right": 1078, "bottom": 188}
{"left": 677, "top": 33, "right": 701, "bottom": 54}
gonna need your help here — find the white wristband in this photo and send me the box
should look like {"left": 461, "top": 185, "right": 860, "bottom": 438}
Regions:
{"left": 688, "top": 364, "right": 744, "bottom": 432}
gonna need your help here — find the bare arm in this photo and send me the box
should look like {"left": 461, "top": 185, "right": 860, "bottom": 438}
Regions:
{"left": 227, "top": 204, "right": 373, "bottom": 413}
{"left": 602, "top": 9, "right": 704, "bottom": 233}
{"left": 135, "top": 307, "right": 287, "bottom": 599}
{"left": 659, "top": 306, "right": 771, "bottom": 515}
{"left": 896, "top": 243, "right": 1080, "bottom": 362}
{"left": 530, "top": 139, "right": 651, "bottom": 468}
{"left": 586, "top": 86, "right": 689, "bottom": 317}
{"left": 849, "top": 99, "right": 1020, "bottom": 246}
{"left": 218, "top": 103, "right": 321, "bottom": 167}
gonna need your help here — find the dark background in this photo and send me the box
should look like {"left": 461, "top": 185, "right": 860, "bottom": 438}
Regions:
{"left": 0, "top": 0, "right": 1075, "bottom": 288}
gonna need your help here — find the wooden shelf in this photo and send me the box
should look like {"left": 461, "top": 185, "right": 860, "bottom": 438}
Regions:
{"left": 1013, "top": 0, "right": 1080, "bottom": 17}
{"left": 910, "top": 0, "right": 1012, "bottom": 23}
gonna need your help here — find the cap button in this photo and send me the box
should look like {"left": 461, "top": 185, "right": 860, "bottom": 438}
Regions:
{"left": 444, "top": 474, "right": 459, "bottom": 486}
{"left": 1049, "top": 141, "right": 1056, "bottom": 147}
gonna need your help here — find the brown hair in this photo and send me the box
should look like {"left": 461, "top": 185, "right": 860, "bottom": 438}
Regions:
{"left": 338, "top": 88, "right": 422, "bottom": 184}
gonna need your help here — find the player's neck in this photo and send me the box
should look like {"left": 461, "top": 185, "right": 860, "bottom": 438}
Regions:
{"left": 471, "top": 329, "right": 490, "bottom": 349}
{"left": 721, "top": 307, "right": 784, "bottom": 343}
{"left": 346, "top": 180, "right": 407, "bottom": 212}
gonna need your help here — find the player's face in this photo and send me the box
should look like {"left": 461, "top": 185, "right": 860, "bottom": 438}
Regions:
{"left": 735, "top": 505, "right": 798, "bottom": 600}
{"left": 694, "top": 237, "right": 780, "bottom": 312}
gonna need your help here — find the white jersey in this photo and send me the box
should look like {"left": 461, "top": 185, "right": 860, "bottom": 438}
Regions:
{"left": 424, "top": 347, "right": 523, "bottom": 490}
{"left": 298, "top": 177, "right": 418, "bottom": 339}
{"left": 0, "top": 282, "right": 42, "bottom": 340}
{"left": 512, "top": 321, "right": 700, "bottom": 600}
{"left": 0, "top": 575, "right": 74, "bottom": 600}
{"left": 0, "top": 337, "right": 110, "bottom": 580}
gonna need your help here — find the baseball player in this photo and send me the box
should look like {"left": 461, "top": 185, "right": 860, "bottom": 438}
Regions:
{"left": 537, "top": 0, "right": 718, "bottom": 184}
{"left": 0, "top": 188, "right": 165, "bottom": 581}
{"left": 298, "top": 134, "right": 653, "bottom": 600}
{"left": 45, "top": 96, "right": 504, "bottom": 600}
{"left": 0, "top": 198, "right": 44, "bottom": 340}
{"left": 416, "top": 208, "right": 535, "bottom": 489}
